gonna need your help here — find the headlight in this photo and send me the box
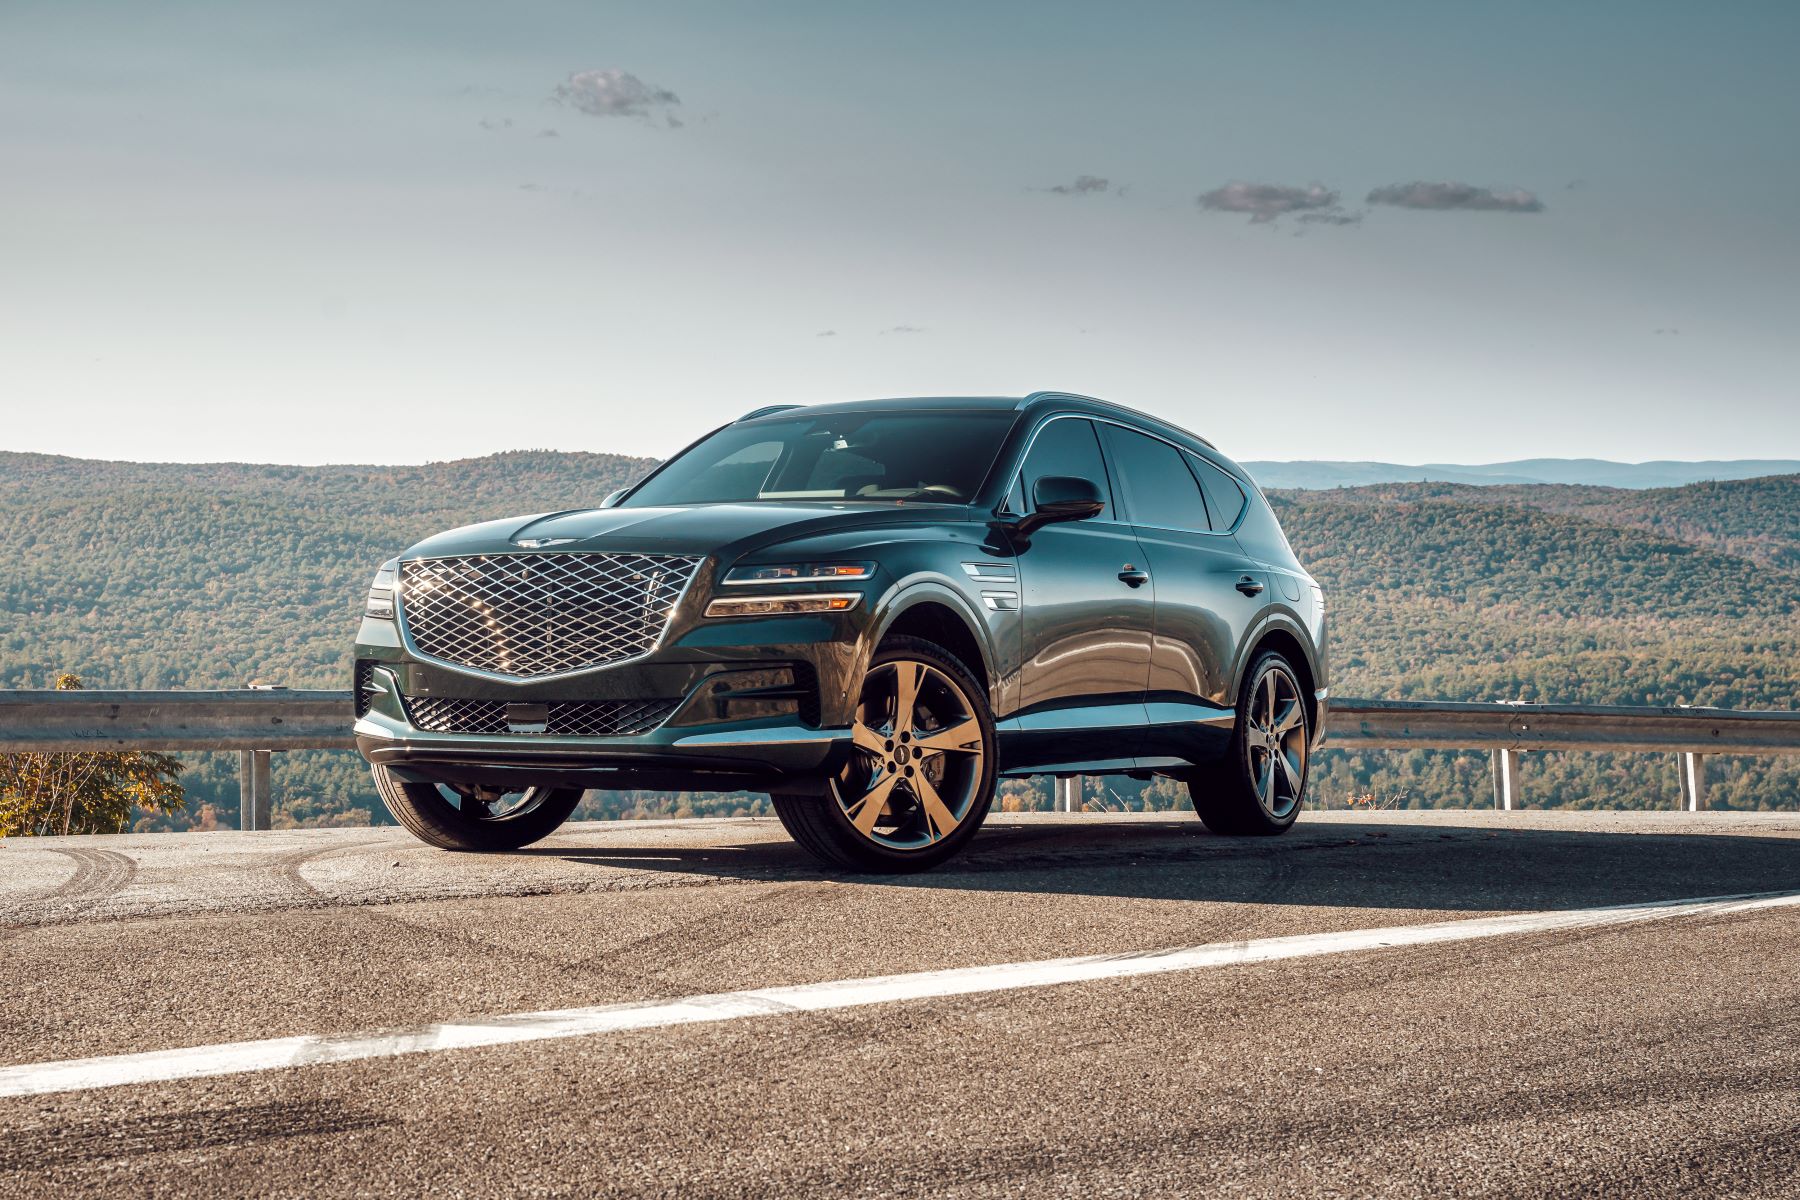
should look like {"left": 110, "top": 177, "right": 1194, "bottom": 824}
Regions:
{"left": 721, "top": 562, "right": 874, "bottom": 585}
{"left": 704, "top": 593, "right": 861, "bottom": 618}
{"left": 365, "top": 560, "right": 399, "bottom": 619}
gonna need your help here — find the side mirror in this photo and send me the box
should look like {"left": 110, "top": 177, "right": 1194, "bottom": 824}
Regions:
{"left": 1013, "top": 475, "right": 1105, "bottom": 537}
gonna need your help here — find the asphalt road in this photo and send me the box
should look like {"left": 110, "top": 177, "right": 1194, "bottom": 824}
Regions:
{"left": 3, "top": 809, "right": 1800, "bottom": 1198}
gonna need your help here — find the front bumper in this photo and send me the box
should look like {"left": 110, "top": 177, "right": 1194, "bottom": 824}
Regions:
{"left": 353, "top": 660, "right": 852, "bottom": 795}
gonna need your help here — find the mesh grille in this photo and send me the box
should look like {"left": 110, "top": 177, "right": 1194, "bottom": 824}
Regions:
{"left": 399, "top": 553, "right": 702, "bottom": 679}
{"left": 402, "top": 695, "right": 680, "bottom": 737}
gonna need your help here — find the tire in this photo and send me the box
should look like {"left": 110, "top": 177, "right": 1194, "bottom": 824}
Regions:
{"left": 1187, "top": 651, "right": 1310, "bottom": 836}
{"left": 372, "top": 765, "right": 583, "bottom": 851}
{"left": 772, "top": 635, "right": 996, "bottom": 873}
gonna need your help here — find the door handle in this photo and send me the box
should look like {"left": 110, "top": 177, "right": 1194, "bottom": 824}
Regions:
{"left": 1118, "top": 566, "right": 1150, "bottom": 588}
{"left": 1235, "top": 576, "right": 1265, "bottom": 596}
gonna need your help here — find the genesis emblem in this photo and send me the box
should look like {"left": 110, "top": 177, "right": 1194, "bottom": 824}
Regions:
{"left": 512, "top": 537, "right": 580, "bottom": 549}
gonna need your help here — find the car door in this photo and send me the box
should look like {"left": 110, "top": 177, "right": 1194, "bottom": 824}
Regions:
{"left": 1097, "top": 423, "right": 1269, "bottom": 768}
{"left": 1000, "top": 416, "right": 1153, "bottom": 773}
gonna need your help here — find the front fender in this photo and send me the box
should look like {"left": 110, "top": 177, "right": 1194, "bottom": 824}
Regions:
{"left": 858, "top": 577, "right": 1005, "bottom": 712}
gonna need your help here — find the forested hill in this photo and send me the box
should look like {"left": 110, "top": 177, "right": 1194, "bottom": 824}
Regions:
{"left": 1283, "top": 475, "right": 1800, "bottom": 574}
{"left": 1269, "top": 480, "right": 1800, "bottom": 710}
{"left": 3, "top": 451, "right": 1797, "bottom": 819}
{"left": 0, "top": 450, "right": 654, "bottom": 689}
{"left": 1244, "top": 458, "right": 1800, "bottom": 490}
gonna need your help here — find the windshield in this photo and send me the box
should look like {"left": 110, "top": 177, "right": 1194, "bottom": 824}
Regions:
{"left": 619, "top": 411, "right": 1016, "bottom": 507}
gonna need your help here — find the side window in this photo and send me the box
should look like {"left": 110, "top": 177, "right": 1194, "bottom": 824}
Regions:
{"left": 1100, "top": 425, "right": 1208, "bottom": 533}
{"left": 1188, "top": 453, "right": 1247, "bottom": 530}
{"left": 1019, "top": 418, "right": 1113, "bottom": 519}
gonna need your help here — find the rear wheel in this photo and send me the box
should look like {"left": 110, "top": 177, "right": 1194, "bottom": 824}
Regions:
{"left": 1187, "top": 651, "right": 1309, "bottom": 836}
{"left": 372, "top": 765, "right": 583, "bottom": 851}
{"left": 772, "top": 636, "right": 995, "bottom": 872}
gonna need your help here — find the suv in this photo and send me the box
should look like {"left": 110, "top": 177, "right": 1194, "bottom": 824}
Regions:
{"left": 353, "top": 393, "right": 1327, "bottom": 871}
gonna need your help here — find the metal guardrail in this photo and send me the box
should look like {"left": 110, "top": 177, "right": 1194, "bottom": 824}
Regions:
{"left": 0, "top": 690, "right": 355, "bottom": 753}
{"left": 0, "top": 689, "right": 354, "bottom": 832}
{"left": 4, "top": 691, "right": 1799, "bottom": 828}
{"left": 1327, "top": 697, "right": 1800, "bottom": 813}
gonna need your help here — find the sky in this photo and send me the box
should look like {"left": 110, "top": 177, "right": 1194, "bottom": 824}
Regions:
{"left": 3, "top": 0, "right": 1797, "bottom": 465}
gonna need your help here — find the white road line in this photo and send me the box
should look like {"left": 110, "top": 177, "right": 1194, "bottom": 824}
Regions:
{"left": 3, "top": 888, "right": 1797, "bottom": 1099}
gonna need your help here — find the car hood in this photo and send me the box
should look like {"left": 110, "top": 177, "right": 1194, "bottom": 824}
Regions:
{"left": 402, "top": 501, "right": 971, "bottom": 562}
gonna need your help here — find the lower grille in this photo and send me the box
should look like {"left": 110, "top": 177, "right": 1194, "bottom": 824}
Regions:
{"left": 354, "top": 661, "right": 377, "bottom": 718}
{"left": 402, "top": 695, "right": 679, "bottom": 738}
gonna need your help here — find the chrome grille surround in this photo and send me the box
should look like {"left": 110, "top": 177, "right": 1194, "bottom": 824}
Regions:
{"left": 397, "top": 553, "right": 703, "bottom": 680}
{"left": 402, "top": 695, "right": 681, "bottom": 738}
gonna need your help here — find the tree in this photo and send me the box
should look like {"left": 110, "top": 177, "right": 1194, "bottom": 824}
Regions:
{"left": 0, "top": 674, "right": 185, "bottom": 836}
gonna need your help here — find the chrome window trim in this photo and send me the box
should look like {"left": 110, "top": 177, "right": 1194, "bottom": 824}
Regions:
{"left": 392, "top": 550, "right": 706, "bottom": 684}
{"left": 1001, "top": 412, "right": 1245, "bottom": 537}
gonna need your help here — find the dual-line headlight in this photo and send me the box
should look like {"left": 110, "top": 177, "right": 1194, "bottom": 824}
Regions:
{"left": 703, "top": 561, "right": 871, "bottom": 619}
{"left": 365, "top": 560, "right": 399, "bottom": 620}
{"left": 364, "top": 557, "right": 866, "bottom": 621}
{"left": 720, "top": 562, "right": 873, "bottom": 585}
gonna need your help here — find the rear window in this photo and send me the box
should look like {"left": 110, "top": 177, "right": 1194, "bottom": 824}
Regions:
{"left": 1188, "top": 453, "right": 1247, "bottom": 529}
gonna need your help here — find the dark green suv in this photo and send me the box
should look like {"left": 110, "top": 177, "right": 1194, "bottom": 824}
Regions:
{"left": 354, "top": 392, "right": 1328, "bottom": 871}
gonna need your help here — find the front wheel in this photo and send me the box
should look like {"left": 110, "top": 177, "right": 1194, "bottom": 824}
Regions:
{"left": 773, "top": 636, "right": 996, "bottom": 873}
{"left": 1187, "top": 651, "right": 1310, "bottom": 836}
{"left": 372, "top": 765, "right": 583, "bottom": 851}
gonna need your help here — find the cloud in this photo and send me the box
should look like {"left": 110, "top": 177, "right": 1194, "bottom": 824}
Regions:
{"left": 1366, "top": 181, "right": 1544, "bottom": 213}
{"left": 816, "top": 330, "right": 837, "bottom": 337}
{"left": 1296, "top": 211, "right": 1363, "bottom": 227}
{"left": 477, "top": 117, "right": 513, "bottom": 132}
{"left": 551, "top": 69, "right": 681, "bottom": 121}
{"left": 1046, "top": 174, "right": 1114, "bottom": 196}
{"left": 881, "top": 325, "right": 925, "bottom": 335}
{"left": 537, "top": 128, "right": 559, "bottom": 138}
{"left": 1197, "top": 182, "right": 1339, "bottom": 224}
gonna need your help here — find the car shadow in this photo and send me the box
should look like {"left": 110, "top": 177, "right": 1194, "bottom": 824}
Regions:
{"left": 508, "top": 816, "right": 1800, "bottom": 914}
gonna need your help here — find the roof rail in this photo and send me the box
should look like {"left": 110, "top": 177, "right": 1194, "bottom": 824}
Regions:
{"left": 1016, "top": 390, "right": 1103, "bottom": 409}
{"left": 737, "top": 403, "right": 804, "bottom": 422}
{"left": 1017, "top": 391, "right": 1216, "bottom": 449}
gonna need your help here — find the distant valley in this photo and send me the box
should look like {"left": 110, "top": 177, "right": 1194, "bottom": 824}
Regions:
{"left": 3, "top": 450, "right": 1797, "bottom": 825}
{"left": 1243, "top": 458, "right": 1800, "bottom": 490}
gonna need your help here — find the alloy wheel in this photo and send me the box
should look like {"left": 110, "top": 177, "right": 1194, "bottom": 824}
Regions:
{"left": 1245, "top": 666, "right": 1308, "bottom": 820}
{"left": 836, "top": 658, "right": 987, "bottom": 851}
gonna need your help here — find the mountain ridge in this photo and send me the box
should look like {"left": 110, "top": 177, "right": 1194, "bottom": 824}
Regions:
{"left": 9, "top": 450, "right": 1798, "bottom": 495}
{"left": 1244, "top": 459, "right": 1800, "bottom": 490}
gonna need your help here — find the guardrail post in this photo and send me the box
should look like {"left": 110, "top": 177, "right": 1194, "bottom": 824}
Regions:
{"left": 238, "top": 750, "right": 272, "bottom": 831}
{"left": 1054, "top": 775, "right": 1081, "bottom": 813}
{"left": 1491, "top": 749, "right": 1519, "bottom": 811}
{"left": 1680, "top": 753, "right": 1706, "bottom": 812}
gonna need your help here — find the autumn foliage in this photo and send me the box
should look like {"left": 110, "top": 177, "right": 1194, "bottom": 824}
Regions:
{"left": 0, "top": 674, "right": 185, "bottom": 837}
